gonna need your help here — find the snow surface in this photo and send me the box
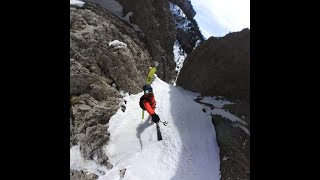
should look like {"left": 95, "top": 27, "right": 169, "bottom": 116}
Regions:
{"left": 70, "top": 145, "right": 107, "bottom": 175}
{"left": 85, "top": 0, "right": 143, "bottom": 34}
{"left": 86, "top": 0, "right": 123, "bottom": 17}
{"left": 200, "top": 96, "right": 235, "bottom": 109}
{"left": 199, "top": 96, "right": 250, "bottom": 135}
{"left": 71, "top": 75, "right": 221, "bottom": 180}
{"left": 173, "top": 40, "right": 187, "bottom": 84}
{"left": 194, "top": 39, "right": 201, "bottom": 49}
{"left": 70, "top": 0, "right": 85, "bottom": 7}
{"left": 109, "top": 40, "right": 127, "bottom": 49}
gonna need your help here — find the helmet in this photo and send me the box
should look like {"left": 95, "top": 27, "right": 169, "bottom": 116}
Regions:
{"left": 142, "top": 84, "right": 153, "bottom": 93}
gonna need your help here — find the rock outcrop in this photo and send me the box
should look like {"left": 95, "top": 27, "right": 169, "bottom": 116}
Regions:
{"left": 212, "top": 102, "right": 250, "bottom": 180}
{"left": 70, "top": 169, "right": 99, "bottom": 180}
{"left": 177, "top": 28, "right": 250, "bottom": 102}
{"left": 114, "top": 0, "right": 177, "bottom": 83}
{"left": 184, "top": 28, "right": 251, "bottom": 179}
{"left": 170, "top": 0, "right": 196, "bottom": 19}
{"left": 169, "top": 2, "right": 204, "bottom": 55}
{"left": 70, "top": 2, "right": 154, "bottom": 175}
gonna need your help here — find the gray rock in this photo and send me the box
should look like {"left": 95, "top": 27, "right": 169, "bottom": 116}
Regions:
{"left": 107, "top": 162, "right": 113, "bottom": 170}
{"left": 70, "top": 169, "right": 99, "bottom": 180}
{"left": 70, "top": 94, "right": 115, "bottom": 165}
{"left": 169, "top": 0, "right": 196, "bottom": 19}
{"left": 70, "top": 2, "right": 157, "bottom": 168}
{"left": 119, "top": 168, "right": 126, "bottom": 178}
{"left": 211, "top": 103, "right": 250, "bottom": 180}
{"left": 169, "top": 1, "right": 205, "bottom": 55}
{"left": 116, "top": 0, "right": 177, "bottom": 83}
{"left": 177, "top": 29, "right": 250, "bottom": 102}
{"left": 71, "top": 2, "right": 152, "bottom": 94}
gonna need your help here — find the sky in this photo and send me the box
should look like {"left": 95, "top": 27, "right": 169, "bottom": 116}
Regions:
{"left": 191, "top": 0, "right": 250, "bottom": 38}
{"left": 70, "top": 74, "right": 249, "bottom": 179}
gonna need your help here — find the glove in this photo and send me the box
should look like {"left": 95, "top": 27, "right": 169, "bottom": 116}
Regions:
{"left": 151, "top": 114, "right": 160, "bottom": 123}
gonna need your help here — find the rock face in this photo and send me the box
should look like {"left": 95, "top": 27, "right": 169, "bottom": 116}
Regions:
{"left": 177, "top": 28, "right": 250, "bottom": 102}
{"left": 212, "top": 102, "right": 250, "bottom": 180}
{"left": 194, "top": 96, "right": 250, "bottom": 180}
{"left": 169, "top": 2, "right": 204, "bottom": 55}
{"left": 115, "top": 0, "right": 177, "bottom": 83}
{"left": 82, "top": 0, "right": 204, "bottom": 82}
{"left": 70, "top": 169, "right": 99, "bottom": 180}
{"left": 170, "top": 0, "right": 196, "bottom": 19}
{"left": 186, "top": 27, "right": 250, "bottom": 179}
{"left": 71, "top": 3, "right": 153, "bottom": 94}
{"left": 175, "top": 19, "right": 204, "bottom": 54}
{"left": 70, "top": 2, "right": 155, "bottom": 174}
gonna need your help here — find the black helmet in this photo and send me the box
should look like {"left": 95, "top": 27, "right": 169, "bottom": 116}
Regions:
{"left": 142, "top": 84, "right": 152, "bottom": 93}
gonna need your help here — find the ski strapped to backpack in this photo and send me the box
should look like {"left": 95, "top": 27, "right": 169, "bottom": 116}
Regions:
{"left": 142, "top": 61, "right": 159, "bottom": 121}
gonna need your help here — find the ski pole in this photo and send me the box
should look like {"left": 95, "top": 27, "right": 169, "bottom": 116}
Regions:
{"left": 159, "top": 120, "right": 168, "bottom": 126}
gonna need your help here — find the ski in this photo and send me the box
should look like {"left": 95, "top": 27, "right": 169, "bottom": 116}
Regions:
{"left": 146, "top": 66, "right": 157, "bottom": 84}
{"left": 156, "top": 123, "right": 163, "bottom": 141}
{"left": 142, "top": 61, "right": 159, "bottom": 120}
{"left": 141, "top": 110, "right": 144, "bottom": 124}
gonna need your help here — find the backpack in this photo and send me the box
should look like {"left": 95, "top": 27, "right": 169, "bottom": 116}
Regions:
{"left": 139, "top": 95, "right": 151, "bottom": 110}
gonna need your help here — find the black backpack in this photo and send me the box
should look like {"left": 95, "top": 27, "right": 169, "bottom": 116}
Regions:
{"left": 139, "top": 95, "right": 151, "bottom": 110}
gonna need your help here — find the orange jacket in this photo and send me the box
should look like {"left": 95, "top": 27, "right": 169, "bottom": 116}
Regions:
{"left": 143, "top": 94, "right": 156, "bottom": 116}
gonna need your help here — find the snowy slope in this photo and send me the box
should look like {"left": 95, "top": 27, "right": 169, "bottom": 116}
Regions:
{"left": 104, "top": 75, "right": 221, "bottom": 180}
{"left": 71, "top": 75, "right": 221, "bottom": 180}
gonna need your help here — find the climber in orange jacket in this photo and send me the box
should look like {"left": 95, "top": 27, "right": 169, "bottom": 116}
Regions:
{"left": 139, "top": 84, "right": 160, "bottom": 123}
